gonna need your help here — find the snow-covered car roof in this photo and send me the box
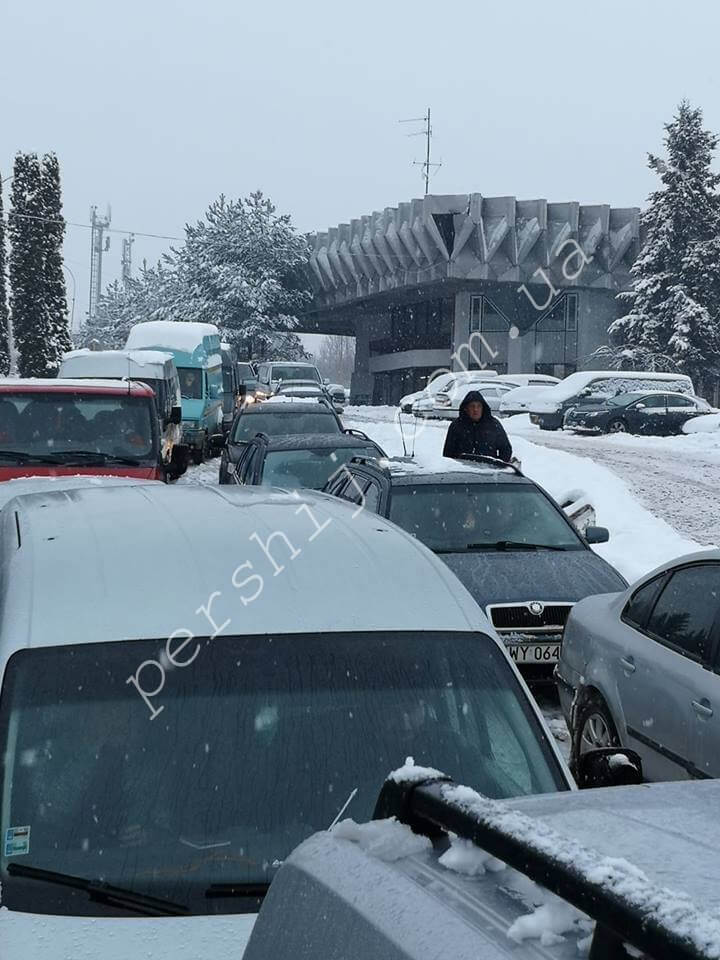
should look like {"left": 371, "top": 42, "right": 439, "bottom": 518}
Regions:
{"left": 498, "top": 384, "right": 555, "bottom": 403}
{"left": 530, "top": 370, "right": 695, "bottom": 412}
{"left": 125, "top": 320, "right": 220, "bottom": 354}
{"left": 247, "top": 397, "right": 330, "bottom": 410}
{"left": 59, "top": 348, "right": 176, "bottom": 380}
{"left": 246, "top": 776, "right": 720, "bottom": 960}
{"left": 0, "top": 484, "right": 492, "bottom": 655}
{"left": 0, "top": 476, "right": 160, "bottom": 512}
{"left": 372, "top": 456, "right": 524, "bottom": 484}
{"left": 0, "top": 377, "right": 155, "bottom": 397}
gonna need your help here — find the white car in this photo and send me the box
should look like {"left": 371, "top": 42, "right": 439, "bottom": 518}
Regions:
{"left": 499, "top": 384, "right": 556, "bottom": 417}
{"left": 399, "top": 372, "right": 460, "bottom": 413}
{"left": 0, "top": 482, "right": 568, "bottom": 958}
{"left": 495, "top": 373, "right": 560, "bottom": 389}
{"left": 431, "top": 379, "right": 517, "bottom": 419}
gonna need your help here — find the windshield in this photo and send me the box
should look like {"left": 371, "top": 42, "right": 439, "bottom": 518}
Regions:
{"left": 389, "top": 483, "right": 584, "bottom": 551}
{"left": 0, "top": 392, "right": 156, "bottom": 464}
{"left": 232, "top": 411, "right": 340, "bottom": 443}
{"left": 0, "top": 632, "right": 564, "bottom": 917}
{"left": 261, "top": 445, "right": 377, "bottom": 489}
{"left": 178, "top": 367, "right": 203, "bottom": 399}
{"left": 271, "top": 365, "right": 321, "bottom": 384}
{"left": 236, "top": 363, "right": 255, "bottom": 380}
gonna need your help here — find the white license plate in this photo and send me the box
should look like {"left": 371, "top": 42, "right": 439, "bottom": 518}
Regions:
{"left": 507, "top": 643, "right": 560, "bottom": 664}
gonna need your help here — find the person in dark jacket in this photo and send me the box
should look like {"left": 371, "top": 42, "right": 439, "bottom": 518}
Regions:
{"left": 442, "top": 390, "right": 513, "bottom": 462}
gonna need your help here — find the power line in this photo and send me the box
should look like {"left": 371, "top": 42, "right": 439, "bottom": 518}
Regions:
{"left": 1, "top": 209, "right": 183, "bottom": 242}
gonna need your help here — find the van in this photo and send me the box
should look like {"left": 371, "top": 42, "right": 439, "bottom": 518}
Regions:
{"left": 0, "top": 379, "right": 167, "bottom": 481}
{"left": 529, "top": 370, "right": 695, "bottom": 430}
{"left": 254, "top": 360, "right": 325, "bottom": 401}
{"left": 125, "top": 321, "right": 223, "bottom": 462}
{"left": 58, "top": 349, "right": 187, "bottom": 477}
{"left": 0, "top": 483, "right": 571, "bottom": 958}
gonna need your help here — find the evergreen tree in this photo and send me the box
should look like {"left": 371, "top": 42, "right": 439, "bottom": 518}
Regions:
{"left": 9, "top": 153, "right": 56, "bottom": 377}
{"left": 0, "top": 174, "right": 11, "bottom": 375}
{"left": 40, "top": 153, "right": 71, "bottom": 368}
{"left": 611, "top": 101, "right": 720, "bottom": 390}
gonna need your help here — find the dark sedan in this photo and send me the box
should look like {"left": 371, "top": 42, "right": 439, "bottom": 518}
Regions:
{"left": 563, "top": 390, "right": 714, "bottom": 435}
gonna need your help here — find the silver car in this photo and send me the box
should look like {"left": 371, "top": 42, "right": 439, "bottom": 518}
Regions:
{"left": 557, "top": 549, "right": 720, "bottom": 781}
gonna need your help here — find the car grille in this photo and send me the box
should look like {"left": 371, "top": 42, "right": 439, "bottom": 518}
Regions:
{"left": 487, "top": 602, "right": 573, "bottom": 634}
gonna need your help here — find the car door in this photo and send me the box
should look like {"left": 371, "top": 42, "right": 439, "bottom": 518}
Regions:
{"left": 666, "top": 394, "right": 701, "bottom": 434}
{"left": 688, "top": 565, "right": 720, "bottom": 777}
{"left": 628, "top": 393, "right": 667, "bottom": 434}
{"left": 618, "top": 563, "right": 720, "bottom": 780}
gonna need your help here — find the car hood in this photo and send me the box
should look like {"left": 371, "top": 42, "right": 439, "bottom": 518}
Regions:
{"left": 0, "top": 909, "right": 257, "bottom": 960}
{"left": 438, "top": 548, "right": 626, "bottom": 605}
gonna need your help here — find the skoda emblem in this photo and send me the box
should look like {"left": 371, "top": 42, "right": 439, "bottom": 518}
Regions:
{"left": 528, "top": 601, "right": 545, "bottom": 617}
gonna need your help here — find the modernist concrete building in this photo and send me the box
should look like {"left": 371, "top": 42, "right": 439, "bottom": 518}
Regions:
{"left": 300, "top": 193, "right": 641, "bottom": 405}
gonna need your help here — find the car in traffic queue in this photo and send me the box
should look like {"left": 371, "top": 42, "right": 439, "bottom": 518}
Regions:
{"left": 244, "top": 770, "right": 720, "bottom": 960}
{"left": 558, "top": 549, "right": 720, "bottom": 783}
{"left": 218, "top": 398, "right": 344, "bottom": 484}
{"left": 529, "top": 370, "right": 696, "bottom": 430}
{"left": 253, "top": 360, "right": 326, "bottom": 401}
{"left": 0, "top": 379, "right": 167, "bottom": 481}
{"left": 0, "top": 482, "right": 573, "bottom": 958}
{"left": 125, "top": 320, "right": 224, "bottom": 464}
{"left": 235, "top": 361, "right": 259, "bottom": 405}
{"left": 58, "top": 348, "right": 188, "bottom": 478}
{"left": 220, "top": 343, "right": 243, "bottom": 436}
{"left": 224, "top": 431, "right": 386, "bottom": 490}
{"left": 324, "top": 455, "right": 627, "bottom": 680}
{"left": 563, "top": 389, "right": 715, "bottom": 435}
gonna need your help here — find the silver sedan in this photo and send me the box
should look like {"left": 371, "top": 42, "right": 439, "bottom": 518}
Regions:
{"left": 557, "top": 549, "right": 720, "bottom": 781}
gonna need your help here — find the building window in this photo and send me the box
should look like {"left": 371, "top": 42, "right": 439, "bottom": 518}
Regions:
{"left": 533, "top": 294, "right": 578, "bottom": 379}
{"left": 468, "top": 296, "right": 509, "bottom": 373}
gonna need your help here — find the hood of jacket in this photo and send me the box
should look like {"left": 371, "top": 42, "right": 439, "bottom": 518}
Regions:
{"left": 459, "top": 390, "right": 490, "bottom": 420}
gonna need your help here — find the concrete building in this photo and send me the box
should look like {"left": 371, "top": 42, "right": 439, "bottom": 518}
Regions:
{"left": 300, "top": 193, "right": 641, "bottom": 404}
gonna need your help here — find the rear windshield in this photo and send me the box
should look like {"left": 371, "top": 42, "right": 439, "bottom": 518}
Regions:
{"left": 270, "top": 365, "right": 321, "bottom": 383}
{"left": 389, "top": 483, "right": 583, "bottom": 552}
{"left": 0, "top": 632, "right": 565, "bottom": 916}
{"left": 0, "top": 392, "right": 156, "bottom": 464}
{"left": 261, "top": 445, "right": 378, "bottom": 489}
{"left": 231, "top": 410, "right": 340, "bottom": 442}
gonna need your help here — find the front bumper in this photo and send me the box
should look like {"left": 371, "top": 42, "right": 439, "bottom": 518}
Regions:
{"left": 555, "top": 663, "right": 580, "bottom": 728}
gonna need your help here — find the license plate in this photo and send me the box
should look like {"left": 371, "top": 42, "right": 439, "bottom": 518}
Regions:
{"left": 507, "top": 643, "right": 560, "bottom": 664}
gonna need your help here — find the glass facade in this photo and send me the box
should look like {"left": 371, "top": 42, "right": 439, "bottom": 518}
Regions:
{"left": 533, "top": 293, "right": 578, "bottom": 379}
{"left": 469, "top": 296, "right": 509, "bottom": 373}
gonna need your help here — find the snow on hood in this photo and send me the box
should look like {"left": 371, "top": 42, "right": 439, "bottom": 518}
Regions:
{"left": 0, "top": 909, "right": 257, "bottom": 960}
{"left": 126, "top": 321, "right": 220, "bottom": 354}
{"left": 683, "top": 413, "right": 720, "bottom": 434}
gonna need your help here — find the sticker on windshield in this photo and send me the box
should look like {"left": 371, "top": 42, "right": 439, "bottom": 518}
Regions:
{"left": 4, "top": 825, "right": 30, "bottom": 857}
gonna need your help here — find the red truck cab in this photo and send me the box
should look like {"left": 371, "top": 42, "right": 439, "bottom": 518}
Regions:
{"left": 0, "top": 379, "right": 166, "bottom": 481}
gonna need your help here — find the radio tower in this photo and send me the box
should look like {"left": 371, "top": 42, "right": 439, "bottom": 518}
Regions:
{"left": 121, "top": 233, "right": 134, "bottom": 285}
{"left": 399, "top": 108, "right": 441, "bottom": 195}
{"left": 88, "top": 205, "right": 111, "bottom": 320}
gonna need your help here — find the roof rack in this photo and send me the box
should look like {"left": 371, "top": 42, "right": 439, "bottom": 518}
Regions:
{"left": 374, "top": 772, "right": 711, "bottom": 960}
{"left": 343, "top": 428, "right": 371, "bottom": 440}
{"left": 456, "top": 453, "right": 523, "bottom": 476}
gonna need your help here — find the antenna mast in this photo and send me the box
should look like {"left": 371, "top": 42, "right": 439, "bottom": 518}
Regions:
{"left": 399, "top": 107, "right": 441, "bottom": 195}
{"left": 88, "top": 204, "right": 112, "bottom": 320}
{"left": 121, "top": 233, "right": 135, "bottom": 285}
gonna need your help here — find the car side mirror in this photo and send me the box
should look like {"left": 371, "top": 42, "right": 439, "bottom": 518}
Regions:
{"left": 634, "top": 402, "right": 646, "bottom": 410}
{"left": 323, "top": 377, "right": 330, "bottom": 385}
{"left": 576, "top": 747, "right": 643, "bottom": 789}
{"left": 209, "top": 433, "right": 226, "bottom": 456}
{"left": 169, "top": 405, "right": 182, "bottom": 425}
{"left": 585, "top": 525, "right": 609, "bottom": 544}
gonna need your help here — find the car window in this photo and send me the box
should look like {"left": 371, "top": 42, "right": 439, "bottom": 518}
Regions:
{"left": 638, "top": 394, "right": 666, "bottom": 408}
{"left": 622, "top": 574, "right": 667, "bottom": 629}
{"left": 666, "top": 395, "right": 696, "bottom": 408}
{"left": 261, "top": 445, "right": 382, "bottom": 490}
{"left": 0, "top": 632, "right": 565, "bottom": 916}
{"left": 231, "top": 410, "right": 340, "bottom": 442}
{"left": 362, "top": 480, "right": 381, "bottom": 512}
{"left": 645, "top": 563, "right": 720, "bottom": 660}
{"left": 388, "top": 483, "right": 583, "bottom": 552}
{"left": 240, "top": 445, "right": 258, "bottom": 482}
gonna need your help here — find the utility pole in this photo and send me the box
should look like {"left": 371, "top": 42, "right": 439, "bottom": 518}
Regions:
{"left": 400, "top": 107, "right": 441, "bottom": 195}
{"left": 121, "top": 233, "right": 134, "bottom": 284}
{"left": 88, "top": 205, "right": 111, "bottom": 320}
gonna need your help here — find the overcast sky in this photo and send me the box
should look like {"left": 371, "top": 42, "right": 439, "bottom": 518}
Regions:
{"left": 3, "top": 0, "right": 720, "bottom": 333}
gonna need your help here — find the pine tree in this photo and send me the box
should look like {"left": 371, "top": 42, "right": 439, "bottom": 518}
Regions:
{"left": 9, "top": 152, "right": 56, "bottom": 378}
{"left": 40, "top": 153, "right": 71, "bottom": 369}
{"left": 611, "top": 101, "right": 720, "bottom": 390}
{"left": 0, "top": 174, "right": 11, "bottom": 375}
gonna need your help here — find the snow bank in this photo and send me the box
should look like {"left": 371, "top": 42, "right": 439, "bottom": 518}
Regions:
{"left": 684, "top": 413, "right": 720, "bottom": 434}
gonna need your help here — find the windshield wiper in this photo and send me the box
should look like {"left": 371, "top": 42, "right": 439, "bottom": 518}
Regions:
{"left": 7, "top": 862, "right": 189, "bottom": 916}
{"left": 205, "top": 882, "right": 270, "bottom": 899}
{"left": 0, "top": 450, "right": 65, "bottom": 464}
{"left": 459, "top": 540, "right": 569, "bottom": 552}
{"left": 44, "top": 450, "right": 143, "bottom": 466}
